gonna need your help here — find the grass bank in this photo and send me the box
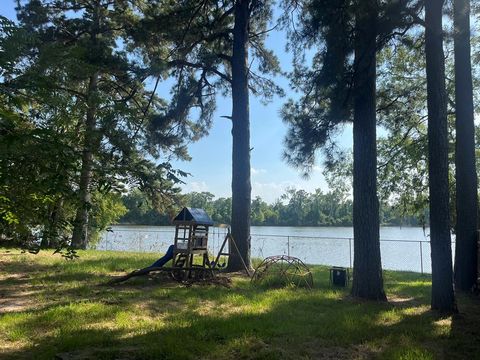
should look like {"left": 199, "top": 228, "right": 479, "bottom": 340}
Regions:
{"left": 0, "top": 249, "right": 478, "bottom": 359}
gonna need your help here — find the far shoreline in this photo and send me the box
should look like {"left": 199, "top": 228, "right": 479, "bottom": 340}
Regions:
{"left": 113, "top": 223, "right": 430, "bottom": 228}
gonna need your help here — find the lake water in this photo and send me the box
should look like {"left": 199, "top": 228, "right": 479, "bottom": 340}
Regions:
{"left": 97, "top": 225, "right": 453, "bottom": 274}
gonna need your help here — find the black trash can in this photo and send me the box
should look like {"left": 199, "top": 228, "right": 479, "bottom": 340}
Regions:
{"left": 329, "top": 267, "right": 349, "bottom": 287}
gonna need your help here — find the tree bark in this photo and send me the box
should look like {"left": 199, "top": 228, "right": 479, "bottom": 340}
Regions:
{"left": 425, "top": 0, "right": 456, "bottom": 312}
{"left": 350, "top": 0, "right": 386, "bottom": 301}
{"left": 227, "top": 0, "right": 252, "bottom": 272}
{"left": 71, "top": 72, "right": 99, "bottom": 249}
{"left": 71, "top": 3, "right": 101, "bottom": 250}
{"left": 453, "top": 0, "right": 478, "bottom": 291}
{"left": 41, "top": 198, "right": 63, "bottom": 248}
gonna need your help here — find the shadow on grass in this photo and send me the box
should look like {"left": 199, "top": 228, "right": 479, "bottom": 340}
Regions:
{"left": 2, "top": 286, "right": 446, "bottom": 360}
{"left": 448, "top": 293, "right": 480, "bottom": 360}
{"left": 1, "top": 251, "right": 462, "bottom": 360}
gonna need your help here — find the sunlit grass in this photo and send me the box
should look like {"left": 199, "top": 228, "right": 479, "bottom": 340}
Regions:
{"left": 0, "top": 248, "right": 478, "bottom": 359}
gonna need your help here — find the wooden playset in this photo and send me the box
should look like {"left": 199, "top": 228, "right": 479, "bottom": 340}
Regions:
{"left": 111, "top": 207, "right": 249, "bottom": 284}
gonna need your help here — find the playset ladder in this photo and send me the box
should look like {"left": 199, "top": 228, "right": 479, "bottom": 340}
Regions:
{"left": 213, "top": 229, "right": 251, "bottom": 276}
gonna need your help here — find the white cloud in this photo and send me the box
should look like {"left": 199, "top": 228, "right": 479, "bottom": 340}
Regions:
{"left": 252, "top": 169, "right": 331, "bottom": 203}
{"left": 178, "top": 167, "right": 331, "bottom": 203}
{"left": 252, "top": 181, "right": 296, "bottom": 203}
{"left": 251, "top": 167, "right": 267, "bottom": 176}
{"left": 182, "top": 181, "right": 209, "bottom": 193}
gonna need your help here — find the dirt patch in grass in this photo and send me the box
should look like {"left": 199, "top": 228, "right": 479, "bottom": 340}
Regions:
{"left": 185, "top": 274, "right": 233, "bottom": 288}
{"left": 0, "top": 265, "right": 42, "bottom": 313}
{"left": 0, "top": 288, "right": 39, "bottom": 313}
{"left": 388, "top": 295, "right": 423, "bottom": 308}
{"left": 106, "top": 269, "right": 233, "bottom": 288}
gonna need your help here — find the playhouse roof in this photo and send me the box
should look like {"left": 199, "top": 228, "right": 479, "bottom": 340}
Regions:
{"left": 173, "top": 207, "right": 214, "bottom": 226}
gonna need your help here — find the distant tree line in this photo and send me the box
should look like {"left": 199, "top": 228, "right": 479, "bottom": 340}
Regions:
{"left": 118, "top": 189, "right": 424, "bottom": 227}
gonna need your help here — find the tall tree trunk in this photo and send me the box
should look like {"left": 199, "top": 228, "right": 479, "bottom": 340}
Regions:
{"left": 425, "top": 0, "right": 456, "bottom": 312}
{"left": 71, "top": 3, "right": 100, "bottom": 250}
{"left": 41, "top": 198, "right": 63, "bottom": 248}
{"left": 71, "top": 72, "right": 99, "bottom": 249}
{"left": 453, "top": 0, "right": 478, "bottom": 291}
{"left": 228, "top": 0, "right": 252, "bottom": 271}
{"left": 351, "top": 1, "right": 386, "bottom": 301}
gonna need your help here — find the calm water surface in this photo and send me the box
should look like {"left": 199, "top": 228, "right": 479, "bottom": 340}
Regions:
{"left": 97, "top": 225, "right": 451, "bottom": 274}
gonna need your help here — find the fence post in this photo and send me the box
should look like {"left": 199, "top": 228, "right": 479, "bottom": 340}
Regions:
{"left": 287, "top": 236, "right": 290, "bottom": 256}
{"left": 349, "top": 238, "right": 352, "bottom": 269}
{"left": 419, "top": 241, "right": 424, "bottom": 275}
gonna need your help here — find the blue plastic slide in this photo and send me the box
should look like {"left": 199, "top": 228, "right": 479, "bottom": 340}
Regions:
{"left": 148, "top": 245, "right": 174, "bottom": 268}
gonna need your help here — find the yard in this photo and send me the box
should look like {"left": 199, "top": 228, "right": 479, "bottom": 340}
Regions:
{"left": 0, "top": 249, "right": 479, "bottom": 359}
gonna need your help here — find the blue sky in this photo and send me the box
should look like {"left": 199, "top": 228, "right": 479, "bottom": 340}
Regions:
{"left": 1, "top": 1, "right": 353, "bottom": 203}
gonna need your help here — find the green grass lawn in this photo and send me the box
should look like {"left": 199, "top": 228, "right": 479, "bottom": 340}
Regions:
{"left": 0, "top": 249, "right": 479, "bottom": 360}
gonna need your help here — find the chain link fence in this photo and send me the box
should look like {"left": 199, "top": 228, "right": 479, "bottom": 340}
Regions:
{"left": 98, "top": 227, "right": 229, "bottom": 257}
{"left": 97, "top": 227, "right": 454, "bottom": 274}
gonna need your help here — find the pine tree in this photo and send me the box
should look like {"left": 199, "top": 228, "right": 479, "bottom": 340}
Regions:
{"left": 229, "top": 0, "right": 253, "bottom": 271}
{"left": 134, "top": 0, "right": 282, "bottom": 270}
{"left": 9, "top": 1, "right": 210, "bottom": 249}
{"left": 350, "top": 0, "right": 385, "bottom": 300}
{"left": 425, "top": 0, "right": 456, "bottom": 312}
{"left": 281, "top": 0, "right": 421, "bottom": 299}
{"left": 453, "top": 0, "right": 478, "bottom": 291}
